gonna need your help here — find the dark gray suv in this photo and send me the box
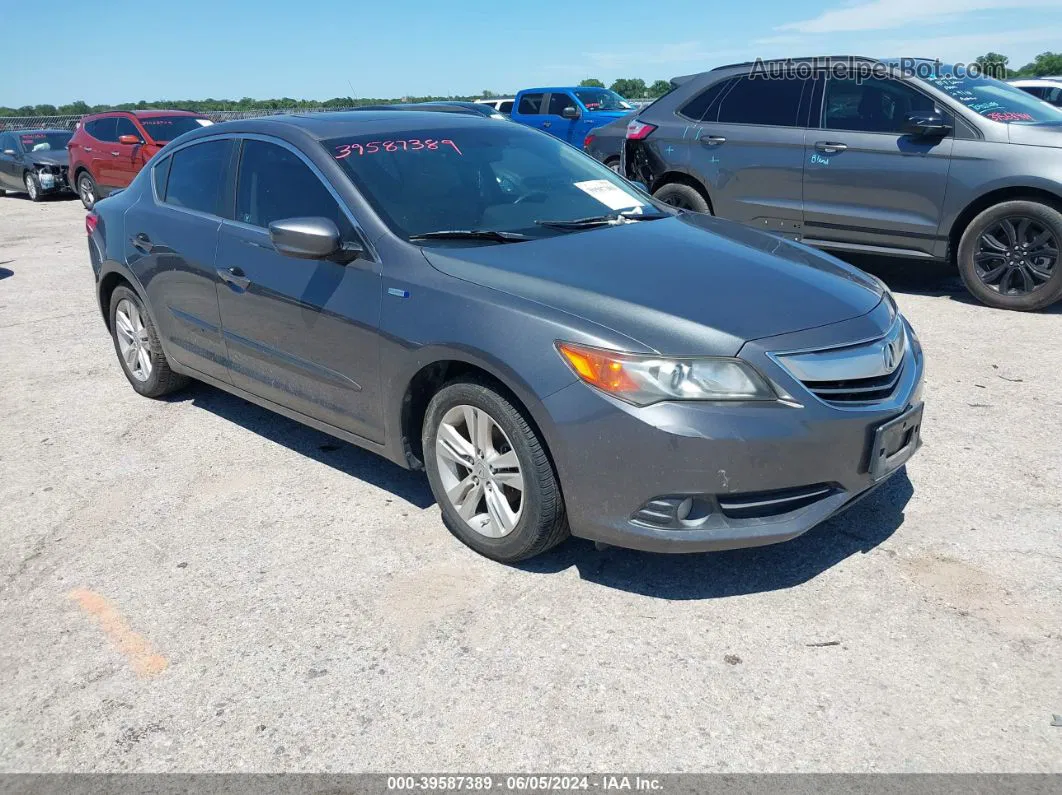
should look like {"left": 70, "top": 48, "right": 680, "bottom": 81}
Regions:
{"left": 86, "top": 111, "right": 923, "bottom": 564}
{"left": 625, "top": 57, "right": 1062, "bottom": 311}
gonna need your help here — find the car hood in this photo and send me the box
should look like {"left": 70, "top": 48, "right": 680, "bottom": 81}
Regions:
{"left": 423, "top": 213, "right": 884, "bottom": 355}
{"left": 27, "top": 149, "right": 69, "bottom": 167}
{"left": 1008, "top": 123, "right": 1062, "bottom": 148}
{"left": 588, "top": 110, "right": 632, "bottom": 122}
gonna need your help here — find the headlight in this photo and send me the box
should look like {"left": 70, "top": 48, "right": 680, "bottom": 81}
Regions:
{"left": 556, "top": 342, "right": 776, "bottom": 406}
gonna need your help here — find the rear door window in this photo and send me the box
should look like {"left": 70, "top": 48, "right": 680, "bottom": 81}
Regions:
{"left": 87, "top": 117, "right": 118, "bottom": 142}
{"left": 162, "top": 139, "right": 233, "bottom": 216}
{"left": 517, "top": 93, "right": 545, "bottom": 115}
{"left": 710, "top": 76, "right": 810, "bottom": 127}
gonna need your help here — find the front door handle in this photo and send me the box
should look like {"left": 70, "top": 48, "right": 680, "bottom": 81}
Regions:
{"left": 111, "top": 151, "right": 120, "bottom": 157}
{"left": 216, "top": 266, "right": 251, "bottom": 290}
{"left": 83, "top": 146, "right": 93, "bottom": 152}
{"left": 700, "top": 135, "right": 726, "bottom": 146}
{"left": 815, "top": 141, "right": 848, "bottom": 154}
{"left": 131, "top": 233, "right": 153, "bottom": 253}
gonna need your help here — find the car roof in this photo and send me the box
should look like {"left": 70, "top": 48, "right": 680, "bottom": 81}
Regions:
{"left": 81, "top": 109, "right": 206, "bottom": 120}
{"left": 195, "top": 110, "right": 500, "bottom": 142}
{"left": 520, "top": 87, "right": 603, "bottom": 93}
{"left": 5, "top": 128, "right": 71, "bottom": 135}
{"left": 1009, "top": 77, "right": 1062, "bottom": 85}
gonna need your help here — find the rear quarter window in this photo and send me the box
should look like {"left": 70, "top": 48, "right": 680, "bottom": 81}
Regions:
{"left": 678, "top": 78, "right": 732, "bottom": 120}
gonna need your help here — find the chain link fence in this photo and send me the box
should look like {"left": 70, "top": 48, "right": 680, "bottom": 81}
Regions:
{"left": 0, "top": 107, "right": 360, "bottom": 132}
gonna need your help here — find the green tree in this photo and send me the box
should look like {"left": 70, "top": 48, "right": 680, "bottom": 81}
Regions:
{"left": 974, "top": 52, "right": 1010, "bottom": 79}
{"left": 1015, "top": 51, "right": 1062, "bottom": 76}
{"left": 647, "top": 80, "right": 672, "bottom": 99}
{"left": 609, "top": 78, "right": 646, "bottom": 98}
{"left": 579, "top": 78, "right": 605, "bottom": 88}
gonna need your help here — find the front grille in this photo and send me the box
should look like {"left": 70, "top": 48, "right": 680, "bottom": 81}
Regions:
{"left": 774, "top": 319, "right": 908, "bottom": 407}
{"left": 803, "top": 362, "right": 905, "bottom": 405}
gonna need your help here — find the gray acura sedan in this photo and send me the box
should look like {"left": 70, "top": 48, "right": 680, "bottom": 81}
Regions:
{"left": 86, "top": 111, "right": 924, "bottom": 562}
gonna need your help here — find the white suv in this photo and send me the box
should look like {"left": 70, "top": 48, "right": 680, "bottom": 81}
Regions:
{"left": 1008, "top": 78, "right": 1062, "bottom": 107}
{"left": 474, "top": 98, "right": 515, "bottom": 115}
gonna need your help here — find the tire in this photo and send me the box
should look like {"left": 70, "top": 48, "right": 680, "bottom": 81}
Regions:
{"left": 605, "top": 156, "right": 621, "bottom": 174}
{"left": 422, "top": 379, "right": 569, "bottom": 562}
{"left": 77, "top": 171, "right": 98, "bottom": 210}
{"left": 653, "top": 181, "right": 710, "bottom": 213}
{"left": 957, "top": 200, "right": 1062, "bottom": 311}
{"left": 24, "top": 171, "right": 42, "bottom": 202}
{"left": 108, "top": 285, "right": 189, "bottom": 398}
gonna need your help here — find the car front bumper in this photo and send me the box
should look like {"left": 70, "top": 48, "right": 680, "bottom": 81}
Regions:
{"left": 35, "top": 166, "right": 73, "bottom": 194}
{"left": 540, "top": 303, "right": 925, "bottom": 554}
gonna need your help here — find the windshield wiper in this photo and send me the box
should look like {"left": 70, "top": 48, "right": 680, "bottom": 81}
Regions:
{"left": 535, "top": 210, "right": 671, "bottom": 229}
{"left": 408, "top": 229, "right": 530, "bottom": 243}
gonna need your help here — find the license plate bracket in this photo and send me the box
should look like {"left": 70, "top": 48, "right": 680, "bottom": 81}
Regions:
{"left": 869, "top": 403, "right": 923, "bottom": 480}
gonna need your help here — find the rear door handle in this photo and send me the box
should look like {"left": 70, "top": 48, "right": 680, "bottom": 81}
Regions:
{"left": 111, "top": 151, "right": 120, "bottom": 157}
{"left": 131, "top": 233, "right": 153, "bottom": 253}
{"left": 815, "top": 141, "right": 848, "bottom": 154}
{"left": 83, "top": 146, "right": 93, "bottom": 152}
{"left": 541, "top": 121, "right": 552, "bottom": 128}
{"left": 700, "top": 135, "right": 726, "bottom": 146}
{"left": 216, "top": 266, "right": 251, "bottom": 290}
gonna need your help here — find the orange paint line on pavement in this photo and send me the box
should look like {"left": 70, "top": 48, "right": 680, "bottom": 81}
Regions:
{"left": 68, "top": 588, "right": 168, "bottom": 678}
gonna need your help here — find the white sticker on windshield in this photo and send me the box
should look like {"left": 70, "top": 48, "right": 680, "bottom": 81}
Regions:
{"left": 574, "top": 179, "right": 645, "bottom": 211}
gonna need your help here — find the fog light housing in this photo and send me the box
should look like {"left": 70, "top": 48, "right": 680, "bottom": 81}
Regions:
{"left": 632, "top": 495, "right": 713, "bottom": 528}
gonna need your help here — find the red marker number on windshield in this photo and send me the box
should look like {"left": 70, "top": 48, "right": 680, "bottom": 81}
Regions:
{"left": 334, "top": 138, "right": 462, "bottom": 159}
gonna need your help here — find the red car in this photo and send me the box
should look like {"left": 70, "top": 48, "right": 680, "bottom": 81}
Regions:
{"left": 68, "top": 110, "right": 212, "bottom": 208}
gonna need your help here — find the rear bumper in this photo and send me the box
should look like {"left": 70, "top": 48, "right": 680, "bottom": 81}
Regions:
{"left": 539, "top": 308, "right": 925, "bottom": 554}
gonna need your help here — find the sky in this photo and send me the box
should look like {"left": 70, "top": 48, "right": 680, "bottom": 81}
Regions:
{"left": 4, "top": 0, "right": 1062, "bottom": 107}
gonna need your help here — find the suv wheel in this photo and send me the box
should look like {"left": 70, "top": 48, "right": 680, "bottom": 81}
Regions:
{"left": 423, "top": 379, "right": 569, "bottom": 562}
{"left": 78, "top": 172, "right": 97, "bottom": 210}
{"left": 109, "top": 286, "right": 189, "bottom": 397}
{"left": 957, "top": 200, "right": 1062, "bottom": 311}
{"left": 653, "top": 182, "right": 710, "bottom": 213}
{"left": 24, "top": 172, "right": 41, "bottom": 202}
{"left": 605, "top": 156, "right": 621, "bottom": 174}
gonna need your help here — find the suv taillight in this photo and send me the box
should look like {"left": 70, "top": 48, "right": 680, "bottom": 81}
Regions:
{"left": 583, "top": 132, "right": 595, "bottom": 150}
{"left": 85, "top": 213, "right": 98, "bottom": 236}
{"left": 625, "top": 119, "right": 657, "bottom": 140}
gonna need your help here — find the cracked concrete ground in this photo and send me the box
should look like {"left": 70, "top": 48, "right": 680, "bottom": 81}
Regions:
{"left": 0, "top": 195, "right": 1060, "bottom": 772}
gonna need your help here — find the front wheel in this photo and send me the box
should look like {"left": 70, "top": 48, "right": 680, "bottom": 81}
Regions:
{"left": 24, "top": 172, "right": 42, "bottom": 202}
{"left": 957, "top": 200, "right": 1062, "bottom": 311}
{"left": 652, "top": 182, "right": 710, "bottom": 213}
{"left": 77, "top": 172, "right": 97, "bottom": 210}
{"left": 423, "top": 379, "right": 568, "bottom": 562}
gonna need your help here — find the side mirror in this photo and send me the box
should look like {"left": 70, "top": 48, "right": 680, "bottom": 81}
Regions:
{"left": 2, "top": 149, "right": 15, "bottom": 156}
{"left": 561, "top": 105, "right": 581, "bottom": 120}
{"left": 268, "top": 217, "right": 363, "bottom": 263}
{"left": 118, "top": 134, "right": 143, "bottom": 145}
{"left": 902, "top": 112, "right": 951, "bottom": 138}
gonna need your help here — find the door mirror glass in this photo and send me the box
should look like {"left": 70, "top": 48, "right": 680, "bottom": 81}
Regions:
{"left": 118, "top": 135, "right": 142, "bottom": 145}
{"left": 902, "top": 112, "right": 952, "bottom": 138}
{"left": 561, "top": 105, "right": 581, "bottom": 120}
{"left": 269, "top": 217, "right": 342, "bottom": 259}
{"left": 2, "top": 149, "right": 14, "bottom": 156}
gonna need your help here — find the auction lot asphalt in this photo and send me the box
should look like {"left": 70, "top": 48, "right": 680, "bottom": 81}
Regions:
{"left": 1, "top": 195, "right": 1060, "bottom": 772}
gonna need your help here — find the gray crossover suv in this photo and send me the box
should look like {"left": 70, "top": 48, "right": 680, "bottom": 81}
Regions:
{"left": 87, "top": 111, "right": 923, "bottom": 563}
{"left": 625, "top": 57, "right": 1062, "bottom": 311}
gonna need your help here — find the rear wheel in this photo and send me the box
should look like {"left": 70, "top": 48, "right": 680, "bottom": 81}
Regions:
{"left": 605, "top": 156, "right": 621, "bottom": 174}
{"left": 108, "top": 286, "right": 189, "bottom": 398}
{"left": 423, "top": 379, "right": 568, "bottom": 562}
{"left": 24, "top": 172, "right": 41, "bottom": 202}
{"left": 653, "top": 182, "right": 710, "bottom": 213}
{"left": 957, "top": 200, "right": 1062, "bottom": 311}
{"left": 77, "top": 171, "right": 97, "bottom": 210}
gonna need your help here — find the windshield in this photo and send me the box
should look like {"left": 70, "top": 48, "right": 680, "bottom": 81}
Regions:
{"left": 326, "top": 124, "right": 656, "bottom": 241}
{"left": 139, "top": 116, "right": 213, "bottom": 142}
{"left": 572, "top": 89, "right": 633, "bottom": 111}
{"left": 18, "top": 131, "right": 72, "bottom": 152}
{"left": 920, "top": 68, "right": 1062, "bottom": 124}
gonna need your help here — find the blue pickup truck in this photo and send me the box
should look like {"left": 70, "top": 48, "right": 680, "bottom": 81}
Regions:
{"left": 509, "top": 86, "right": 635, "bottom": 145}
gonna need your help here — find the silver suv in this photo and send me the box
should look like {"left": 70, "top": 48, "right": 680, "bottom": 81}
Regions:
{"left": 625, "top": 57, "right": 1062, "bottom": 311}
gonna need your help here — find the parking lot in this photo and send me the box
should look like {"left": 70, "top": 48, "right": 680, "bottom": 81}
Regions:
{"left": 0, "top": 194, "right": 1060, "bottom": 772}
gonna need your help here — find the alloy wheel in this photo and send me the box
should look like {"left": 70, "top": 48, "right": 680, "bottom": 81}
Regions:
{"left": 114, "top": 298, "right": 153, "bottom": 382}
{"left": 79, "top": 175, "right": 94, "bottom": 207}
{"left": 974, "top": 216, "right": 1058, "bottom": 296}
{"left": 24, "top": 173, "right": 37, "bottom": 201}
{"left": 434, "top": 404, "right": 524, "bottom": 538}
